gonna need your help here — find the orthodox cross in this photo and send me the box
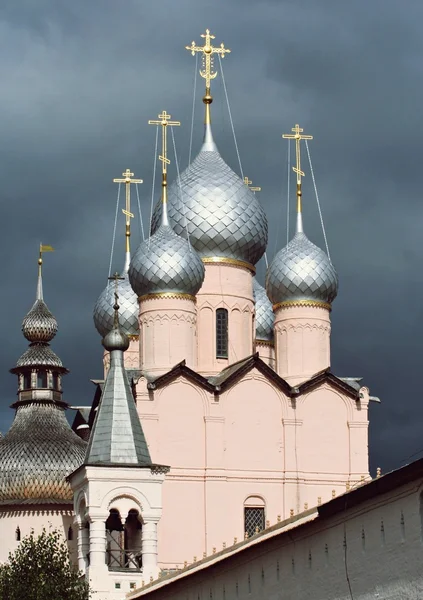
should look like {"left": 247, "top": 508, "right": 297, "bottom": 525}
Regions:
{"left": 148, "top": 112, "right": 180, "bottom": 196}
{"left": 244, "top": 176, "right": 261, "bottom": 193}
{"left": 108, "top": 272, "right": 125, "bottom": 323}
{"left": 113, "top": 169, "right": 143, "bottom": 252}
{"left": 282, "top": 124, "right": 313, "bottom": 212}
{"left": 186, "top": 29, "right": 231, "bottom": 91}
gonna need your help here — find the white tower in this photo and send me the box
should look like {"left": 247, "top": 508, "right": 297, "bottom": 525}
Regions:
{"left": 69, "top": 278, "right": 169, "bottom": 599}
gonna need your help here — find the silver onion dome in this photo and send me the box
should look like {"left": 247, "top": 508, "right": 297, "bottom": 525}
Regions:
{"left": 253, "top": 278, "right": 274, "bottom": 341}
{"left": 129, "top": 208, "right": 205, "bottom": 298}
{"left": 150, "top": 125, "right": 268, "bottom": 266}
{"left": 266, "top": 230, "right": 338, "bottom": 306}
{"left": 22, "top": 267, "right": 58, "bottom": 342}
{"left": 93, "top": 252, "right": 139, "bottom": 338}
{"left": 0, "top": 403, "right": 86, "bottom": 505}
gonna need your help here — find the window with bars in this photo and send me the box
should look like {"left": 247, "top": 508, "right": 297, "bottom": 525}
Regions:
{"left": 244, "top": 507, "right": 265, "bottom": 537}
{"left": 216, "top": 308, "right": 228, "bottom": 358}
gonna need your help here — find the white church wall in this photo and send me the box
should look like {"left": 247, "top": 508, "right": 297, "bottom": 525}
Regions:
{"left": 0, "top": 507, "right": 76, "bottom": 564}
{"left": 128, "top": 475, "right": 423, "bottom": 600}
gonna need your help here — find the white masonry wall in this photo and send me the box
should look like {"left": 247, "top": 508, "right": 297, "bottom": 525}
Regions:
{"left": 129, "top": 475, "right": 423, "bottom": 600}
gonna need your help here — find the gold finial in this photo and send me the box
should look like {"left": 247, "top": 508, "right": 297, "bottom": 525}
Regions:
{"left": 289, "top": 509, "right": 294, "bottom": 517}
{"left": 304, "top": 503, "right": 308, "bottom": 511}
{"left": 332, "top": 489, "right": 336, "bottom": 498}
{"left": 243, "top": 176, "right": 261, "bottom": 193}
{"left": 113, "top": 169, "right": 143, "bottom": 253}
{"left": 376, "top": 467, "right": 382, "bottom": 478}
{"left": 277, "top": 515, "right": 281, "bottom": 523}
{"left": 282, "top": 124, "right": 313, "bottom": 221}
{"left": 193, "top": 556, "right": 197, "bottom": 562}
{"left": 148, "top": 111, "right": 181, "bottom": 219}
{"left": 186, "top": 29, "right": 231, "bottom": 124}
{"left": 233, "top": 537, "right": 237, "bottom": 544}
{"left": 244, "top": 531, "right": 249, "bottom": 540}
{"left": 212, "top": 547, "right": 216, "bottom": 554}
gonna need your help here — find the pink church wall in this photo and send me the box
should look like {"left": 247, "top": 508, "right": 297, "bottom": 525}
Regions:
{"left": 135, "top": 367, "right": 369, "bottom": 569}
{"left": 196, "top": 264, "right": 254, "bottom": 375}
{"left": 255, "top": 341, "right": 275, "bottom": 369}
{"left": 274, "top": 305, "right": 331, "bottom": 384}
{"left": 139, "top": 297, "right": 197, "bottom": 375}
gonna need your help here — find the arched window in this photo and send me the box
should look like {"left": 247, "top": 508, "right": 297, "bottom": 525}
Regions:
{"left": 67, "top": 526, "right": 73, "bottom": 541}
{"left": 15, "top": 526, "right": 21, "bottom": 541}
{"left": 37, "top": 371, "right": 48, "bottom": 388}
{"left": 244, "top": 496, "right": 265, "bottom": 537}
{"left": 23, "top": 373, "right": 31, "bottom": 389}
{"left": 216, "top": 309, "right": 228, "bottom": 358}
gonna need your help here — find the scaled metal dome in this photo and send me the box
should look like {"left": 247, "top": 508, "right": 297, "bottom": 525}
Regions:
{"left": 253, "top": 278, "right": 274, "bottom": 342}
{"left": 150, "top": 125, "right": 268, "bottom": 267}
{"left": 0, "top": 403, "right": 86, "bottom": 505}
{"left": 129, "top": 223, "right": 205, "bottom": 298}
{"left": 22, "top": 299, "right": 58, "bottom": 343}
{"left": 266, "top": 231, "right": 338, "bottom": 307}
{"left": 93, "top": 253, "right": 139, "bottom": 338}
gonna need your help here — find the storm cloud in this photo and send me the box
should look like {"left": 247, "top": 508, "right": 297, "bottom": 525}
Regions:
{"left": 0, "top": 0, "right": 421, "bottom": 474}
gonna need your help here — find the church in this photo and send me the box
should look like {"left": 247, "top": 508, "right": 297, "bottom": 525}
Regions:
{"left": 0, "top": 29, "right": 387, "bottom": 599}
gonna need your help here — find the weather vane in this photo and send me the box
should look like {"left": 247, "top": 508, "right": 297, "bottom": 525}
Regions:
{"left": 113, "top": 169, "right": 143, "bottom": 253}
{"left": 186, "top": 29, "right": 231, "bottom": 123}
{"left": 282, "top": 124, "right": 313, "bottom": 214}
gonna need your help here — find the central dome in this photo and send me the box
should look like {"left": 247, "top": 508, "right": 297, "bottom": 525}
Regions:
{"left": 150, "top": 126, "right": 268, "bottom": 267}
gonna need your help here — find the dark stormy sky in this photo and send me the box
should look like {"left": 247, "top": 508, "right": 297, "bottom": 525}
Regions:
{"left": 0, "top": 0, "right": 421, "bottom": 474}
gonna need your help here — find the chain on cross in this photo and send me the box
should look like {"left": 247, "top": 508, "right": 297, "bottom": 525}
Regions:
{"left": 108, "top": 272, "right": 125, "bottom": 311}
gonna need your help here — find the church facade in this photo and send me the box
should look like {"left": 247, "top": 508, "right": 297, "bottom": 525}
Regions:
{"left": 0, "top": 29, "right": 378, "bottom": 600}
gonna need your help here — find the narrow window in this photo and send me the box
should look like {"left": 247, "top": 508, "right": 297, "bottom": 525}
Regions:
{"left": 248, "top": 574, "right": 251, "bottom": 593}
{"left": 401, "top": 511, "right": 405, "bottom": 541}
{"left": 37, "top": 371, "right": 48, "bottom": 388}
{"left": 68, "top": 526, "right": 73, "bottom": 541}
{"left": 216, "top": 309, "right": 228, "bottom": 358}
{"left": 23, "top": 373, "right": 31, "bottom": 389}
{"left": 52, "top": 373, "right": 59, "bottom": 390}
{"left": 244, "top": 507, "right": 265, "bottom": 538}
{"left": 276, "top": 560, "right": 280, "bottom": 580}
{"left": 15, "top": 527, "right": 21, "bottom": 541}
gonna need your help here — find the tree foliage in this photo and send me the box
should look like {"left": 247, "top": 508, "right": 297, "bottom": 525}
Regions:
{"left": 0, "top": 528, "right": 91, "bottom": 600}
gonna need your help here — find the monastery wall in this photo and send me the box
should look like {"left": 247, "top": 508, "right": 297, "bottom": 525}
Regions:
{"left": 128, "top": 476, "right": 423, "bottom": 600}
{"left": 0, "top": 507, "right": 76, "bottom": 564}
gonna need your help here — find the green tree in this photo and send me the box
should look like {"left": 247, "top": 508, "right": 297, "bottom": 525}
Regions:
{"left": 0, "top": 528, "right": 91, "bottom": 600}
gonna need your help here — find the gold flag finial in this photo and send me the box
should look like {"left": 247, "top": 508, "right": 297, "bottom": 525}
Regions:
{"left": 37, "top": 244, "right": 54, "bottom": 300}
{"left": 282, "top": 124, "right": 313, "bottom": 219}
{"left": 244, "top": 176, "right": 261, "bottom": 194}
{"left": 186, "top": 29, "right": 231, "bottom": 125}
{"left": 148, "top": 111, "right": 180, "bottom": 220}
{"left": 113, "top": 169, "right": 143, "bottom": 253}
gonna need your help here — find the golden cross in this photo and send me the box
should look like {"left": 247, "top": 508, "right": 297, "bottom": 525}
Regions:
{"left": 113, "top": 169, "right": 143, "bottom": 252}
{"left": 244, "top": 176, "right": 261, "bottom": 193}
{"left": 186, "top": 29, "right": 231, "bottom": 92}
{"left": 148, "top": 111, "right": 180, "bottom": 176}
{"left": 282, "top": 124, "right": 313, "bottom": 186}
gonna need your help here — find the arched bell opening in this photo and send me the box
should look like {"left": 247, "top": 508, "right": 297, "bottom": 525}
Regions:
{"left": 106, "top": 508, "right": 143, "bottom": 571}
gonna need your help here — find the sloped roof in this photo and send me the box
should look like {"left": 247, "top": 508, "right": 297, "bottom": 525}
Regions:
{"left": 147, "top": 354, "right": 362, "bottom": 399}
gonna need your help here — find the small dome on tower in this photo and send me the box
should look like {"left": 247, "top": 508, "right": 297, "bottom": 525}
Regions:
{"left": 129, "top": 224, "right": 205, "bottom": 298}
{"left": 93, "top": 254, "right": 139, "bottom": 338}
{"left": 22, "top": 300, "right": 58, "bottom": 343}
{"left": 266, "top": 231, "right": 338, "bottom": 307}
{"left": 253, "top": 278, "right": 274, "bottom": 342}
{"left": 150, "top": 125, "right": 268, "bottom": 267}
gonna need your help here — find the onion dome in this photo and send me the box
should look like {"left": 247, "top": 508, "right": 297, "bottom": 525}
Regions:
{"left": 253, "top": 278, "right": 274, "bottom": 342}
{"left": 102, "top": 294, "right": 130, "bottom": 352}
{"left": 93, "top": 252, "right": 139, "bottom": 338}
{"left": 266, "top": 212, "right": 338, "bottom": 308}
{"left": 150, "top": 123, "right": 268, "bottom": 267}
{"left": 129, "top": 114, "right": 205, "bottom": 299}
{"left": 22, "top": 259, "right": 58, "bottom": 342}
